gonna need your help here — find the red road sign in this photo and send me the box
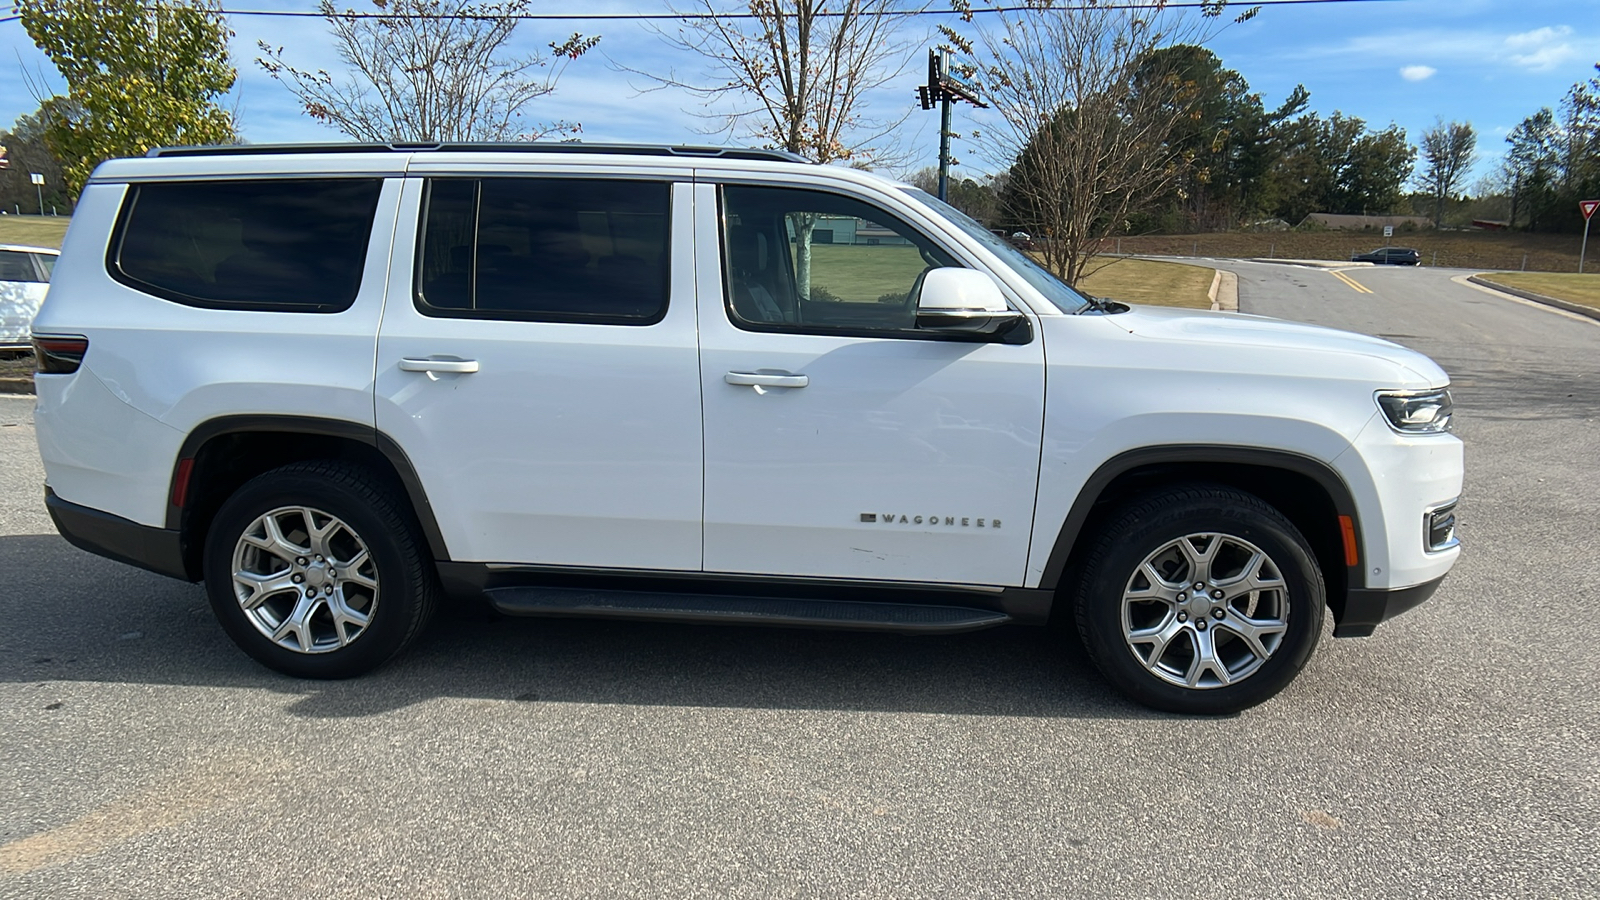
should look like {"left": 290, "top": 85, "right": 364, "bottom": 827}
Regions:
{"left": 1583, "top": 199, "right": 1600, "bottom": 220}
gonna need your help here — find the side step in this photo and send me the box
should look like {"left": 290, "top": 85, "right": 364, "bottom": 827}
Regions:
{"left": 483, "top": 586, "right": 1012, "bottom": 634}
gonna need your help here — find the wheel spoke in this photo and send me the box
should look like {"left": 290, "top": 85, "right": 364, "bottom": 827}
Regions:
{"left": 271, "top": 592, "right": 324, "bottom": 653}
{"left": 338, "top": 549, "right": 376, "bottom": 589}
{"left": 1185, "top": 627, "right": 1232, "bottom": 688}
{"left": 242, "top": 512, "right": 305, "bottom": 561}
{"left": 1217, "top": 550, "right": 1284, "bottom": 595}
{"left": 1219, "top": 609, "right": 1288, "bottom": 661}
{"left": 1133, "top": 561, "right": 1185, "bottom": 597}
{"left": 328, "top": 591, "right": 371, "bottom": 646}
{"left": 307, "top": 514, "right": 340, "bottom": 561}
{"left": 1176, "top": 534, "right": 1220, "bottom": 583}
{"left": 233, "top": 569, "right": 299, "bottom": 610}
{"left": 1128, "top": 616, "right": 1185, "bottom": 670}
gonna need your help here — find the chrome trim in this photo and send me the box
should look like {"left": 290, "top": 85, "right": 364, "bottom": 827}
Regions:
{"left": 1423, "top": 498, "right": 1460, "bottom": 553}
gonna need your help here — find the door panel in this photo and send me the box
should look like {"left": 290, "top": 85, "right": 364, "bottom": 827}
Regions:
{"left": 696, "top": 182, "right": 1046, "bottom": 586}
{"left": 376, "top": 178, "right": 703, "bottom": 569}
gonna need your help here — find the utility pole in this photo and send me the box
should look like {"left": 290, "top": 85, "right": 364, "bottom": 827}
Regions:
{"left": 917, "top": 50, "right": 986, "bottom": 203}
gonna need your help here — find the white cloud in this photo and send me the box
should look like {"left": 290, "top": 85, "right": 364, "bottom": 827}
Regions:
{"left": 1400, "top": 65, "right": 1437, "bottom": 81}
{"left": 1502, "top": 25, "right": 1577, "bottom": 71}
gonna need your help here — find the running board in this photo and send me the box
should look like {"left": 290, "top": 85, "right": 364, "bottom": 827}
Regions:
{"left": 483, "top": 586, "right": 1012, "bottom": 634}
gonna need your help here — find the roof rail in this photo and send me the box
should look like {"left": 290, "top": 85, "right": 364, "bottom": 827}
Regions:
{"left": 145, "top": 142, "right": 813, "bottom": 164}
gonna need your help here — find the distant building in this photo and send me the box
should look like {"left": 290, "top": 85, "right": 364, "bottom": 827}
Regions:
{"left": 800, "top": 215, "right": 914, "bottom": 246}
{"left": 1299, "top": 213, "right": 1433, "bottom": 231}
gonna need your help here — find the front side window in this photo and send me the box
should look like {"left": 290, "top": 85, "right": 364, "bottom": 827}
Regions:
{"left": 111, "top": 179, "right": 383, "bottom": 312}
{"left": 721, "top": 184, "right": 960, "bottom": 335}
{"left": 902, "top": 188, "right": 1089, "bottom": 314}
{"left": 416, "top": 178, "right": 671, "bottom": 324}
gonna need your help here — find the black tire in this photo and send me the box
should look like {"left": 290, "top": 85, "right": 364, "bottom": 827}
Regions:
{"left": 1072, "top": 485, "right": 1324, "bottom": 714}
{"left": 203, "top": 461, "right": 438, "bottom": 678}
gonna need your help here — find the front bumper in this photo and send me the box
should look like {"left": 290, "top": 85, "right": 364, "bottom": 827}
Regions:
{"left": 46, "top": 486, "right": 193, "bottom": 582}
{"left": 1332, "top": 574, "right": 1446, "bottom": 637}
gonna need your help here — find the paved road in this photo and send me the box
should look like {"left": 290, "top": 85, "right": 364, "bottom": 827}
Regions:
{"left": 2, "top": 266, "right": 1596, "bottom": 899}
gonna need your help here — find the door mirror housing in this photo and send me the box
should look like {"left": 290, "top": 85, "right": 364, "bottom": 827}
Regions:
{"left": 914, "top": 268, "right": 1026, "bottom": 339}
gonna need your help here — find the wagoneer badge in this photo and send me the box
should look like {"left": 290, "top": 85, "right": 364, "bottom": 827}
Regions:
{"left": 860, "top": 513, "right": 1001, "bottom": 528}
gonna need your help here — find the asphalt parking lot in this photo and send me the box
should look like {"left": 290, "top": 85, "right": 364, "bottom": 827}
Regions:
{"left": 1, "top": 264, "right": 1596, "bottom": 898}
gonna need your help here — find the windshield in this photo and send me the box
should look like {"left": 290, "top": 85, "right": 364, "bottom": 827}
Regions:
{"left": 901, "top": 187, "right": 1089, "bottom": 314}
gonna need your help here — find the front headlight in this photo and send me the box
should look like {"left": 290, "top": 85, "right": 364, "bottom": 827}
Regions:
{"left": 1376, "top": 388, "right": 1453, "bottom": 433}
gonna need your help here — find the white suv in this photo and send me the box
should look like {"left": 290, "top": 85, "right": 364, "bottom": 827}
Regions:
{"left": 31, "top": 143, "right": 1462, "bottom": 713}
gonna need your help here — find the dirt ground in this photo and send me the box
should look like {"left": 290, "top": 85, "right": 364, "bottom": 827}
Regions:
{"left": 0, "top": 353, "right": 34, "bottom": 394}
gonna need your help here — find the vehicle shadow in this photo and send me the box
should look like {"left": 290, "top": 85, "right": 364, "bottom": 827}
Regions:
{"left": 0, "top": 533, "right": 1169, "bottom": 721}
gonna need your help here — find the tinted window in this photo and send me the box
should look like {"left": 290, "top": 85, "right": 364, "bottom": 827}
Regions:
{"left": 33, "top": 254, "right": 55, "bottom": 281}
{"left": 416, "top": 178, "right": 670, "bottom": 324}
{"left": 0, "top": 250, "right": 43, "bottom": 283}
{"left": 112, "top": 179, "right": 383, "bottom": 312}
{"left": 722, "top": 185, "right": 959, "bottom": 335}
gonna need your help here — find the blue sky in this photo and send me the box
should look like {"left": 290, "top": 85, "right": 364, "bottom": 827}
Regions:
{"left": 2, "top": 0, "right": 1596, "bottom": 186}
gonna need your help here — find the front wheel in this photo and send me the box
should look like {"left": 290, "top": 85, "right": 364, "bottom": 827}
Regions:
{"left": 203, "top": 461, "right": 438, "bottom": 678}
{"left": 1073, "top": 485, "right": 1325, "bottom": 714}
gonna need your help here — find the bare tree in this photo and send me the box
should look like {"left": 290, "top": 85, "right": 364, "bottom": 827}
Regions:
{"left": 635, "top": 0, "right": 913, "bottom": 297}
{"left": 946, "top": 0, "right": 1248, "bottom": 284}
{"left": 258, "top": 0, "right": 598, "bottom": 142}
{"left": 1418, "top": 119, "right": 1476, "bottom": 228}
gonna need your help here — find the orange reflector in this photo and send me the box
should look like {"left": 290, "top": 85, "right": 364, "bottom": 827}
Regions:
{"left": 171, "top": 457, "right": 196, "bottom": 508}
{"left": 1338, "top": 515, "right": 1359, "bottom": 566}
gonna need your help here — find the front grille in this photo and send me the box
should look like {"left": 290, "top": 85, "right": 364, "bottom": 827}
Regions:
{"left": 1426, "top": 502, "right": 1458, "bottom": 552}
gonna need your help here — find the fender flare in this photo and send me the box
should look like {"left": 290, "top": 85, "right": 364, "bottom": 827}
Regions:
{"left": 1035, "top": 444, "right": 1364, "bottom": 592}
{"left": 165, "top": 415, "right": 451, "bottom": 563}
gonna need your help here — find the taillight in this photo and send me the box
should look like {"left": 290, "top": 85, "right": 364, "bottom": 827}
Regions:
{"left": 32, "top": 335, "right": 89, "bottom": 374}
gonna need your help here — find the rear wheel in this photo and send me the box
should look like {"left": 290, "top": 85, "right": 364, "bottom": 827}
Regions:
{"left": 1073, "top": 485, "right": 1324, "bottom": 714}
{"left": 203, "top": 461, "right": 438, "bottom": 678}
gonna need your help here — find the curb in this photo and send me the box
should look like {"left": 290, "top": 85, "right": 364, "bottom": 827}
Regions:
{"left": 1466, "top": 276, "right": 1600, "bottom": 323}
{"left": 0, "top": 376, "right": 33, "bottom": 396}
{"left": 1208, "top": 269, "right": 1239, "bottom": 311}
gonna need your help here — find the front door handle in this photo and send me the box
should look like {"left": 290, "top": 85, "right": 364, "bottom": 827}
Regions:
{"left": 725, "top": 370, "right": 808, "bottom": 389}
{"left": 399, "top": 357, "right": 479, "bottom": 379}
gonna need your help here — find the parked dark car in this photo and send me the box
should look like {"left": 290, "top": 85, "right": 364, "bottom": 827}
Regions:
{"left": 1351, "top": 246, "right": 1421, "bottom": 266}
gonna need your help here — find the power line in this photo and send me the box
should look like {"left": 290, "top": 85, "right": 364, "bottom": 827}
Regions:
{"left": 0, "top": 0, "right": 1401, "bottom": 26}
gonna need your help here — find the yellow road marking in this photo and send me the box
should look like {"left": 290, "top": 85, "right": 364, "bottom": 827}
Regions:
{"left": 1330, "top": 269, "right": 1374, "bottom": 294}
{"left": 0, "top": 751, "right": 286, "bottom": 875}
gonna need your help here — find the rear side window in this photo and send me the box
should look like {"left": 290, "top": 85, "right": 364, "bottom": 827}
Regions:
{"left": 416, "top": 178, "right": 670, "bottom": 324}
{"left": 110, "top": 179, "right": 383, "bottom": 312}
{"left": 0, "top": 250, "right": 44, "bottom": 283}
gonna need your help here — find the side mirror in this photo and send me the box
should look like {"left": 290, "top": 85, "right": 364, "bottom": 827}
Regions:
{"left": 914, "top": 268, "right": 1026, "bottom": 338}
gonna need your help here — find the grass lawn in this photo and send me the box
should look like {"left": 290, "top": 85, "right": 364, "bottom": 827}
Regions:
{"left": 802, "top": 243, "right": 929, "bottom": 302}
{"left": 1074, "top": 257, "right": 1216, "bottom": 308}
{"left": 805, "top": 245, "right": 1217, "bottom": 309}
{"left": 0, "top": 216, "right": 71, "bottom": 249}
{"left": 1477, "top": 272, "right": 1600, "bottom": 310}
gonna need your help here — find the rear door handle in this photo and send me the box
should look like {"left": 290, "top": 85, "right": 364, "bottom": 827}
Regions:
{"left": 725, "top": 370, "right": 808, "bottom": 389}
{"left": 400, "top": 357, "right": 479, "bottom": 379}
